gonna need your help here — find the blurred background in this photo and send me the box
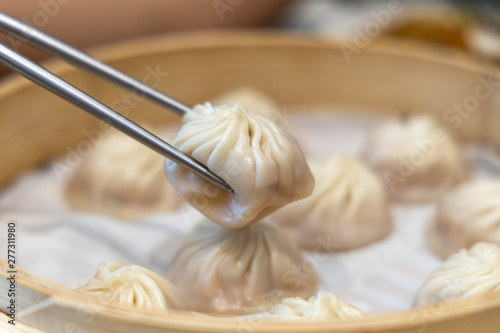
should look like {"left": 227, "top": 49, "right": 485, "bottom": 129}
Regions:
{"left": 1, "top": 0, "right": 500, "bottom": 318}
{"left": 1, "top": 0, "right": 500, "bottom": 78}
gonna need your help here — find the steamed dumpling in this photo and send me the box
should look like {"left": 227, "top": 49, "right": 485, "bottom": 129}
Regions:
{"left": 272, "top": 155, "right": 392, "bottom": 251}
{"left": 166, "top": 220, "right": 318, "bottom": 315}
{"left": 65, "top": 127, "right": 183, "bottom": 219}
{"left": 267, "top": 291, "right": 366, "bottom": 321}
{"left": 363, "top": 115, "right": 468, "bottom": 202}
{"left": 427, "top": 180, "right": 500, "bottom": 259}
{"left": 414, "top": 242, "right": 500, "bottom": 307}
{"left": 211, "top": 87, "right": 282, "bottom": 122}
{"left": 78, "top": 261, "right": 185, "bottom": 311}
{"left": 164, "top": 103, "right": 314, "bottom": 228}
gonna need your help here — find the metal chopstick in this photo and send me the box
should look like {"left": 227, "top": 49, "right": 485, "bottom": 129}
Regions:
{"left": 0, "top": 11, "right": 190, "bottom": 116}
{"left": 0, "top": 19, "right": 232, "bottom": 193}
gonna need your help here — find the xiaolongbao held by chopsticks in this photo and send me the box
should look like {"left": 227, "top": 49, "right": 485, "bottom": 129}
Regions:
{"left": 363, "top": 115, "right": 469, "bottom": 203}
{"left": 267, "top": 291, "right": 366, "bottom": 321}
{"left": 427, "top": 180, "right": 500, "bottom": 259}
{"left": 271, "top": 155, "right": 393, "bottom": 251}
{"left": 414, "top": 242, "right": 500, "bottom": 307}
{"left": 164, "top": 103, "right": 314, "bottom": 228}
{"left": 78, "top": 261, "right": 186, "bottom": 311}
{"left": 166, "top": 220, "right": 318, "bottom": 315}
{"left": 65, "top": 126, "right": 183, "bottom": 219}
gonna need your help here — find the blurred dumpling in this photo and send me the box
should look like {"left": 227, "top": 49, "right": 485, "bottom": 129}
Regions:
{"left": 272, "top": 155, "right": 392, "bottom": 251}
{"left": 414, "top": 242, "right": 500, "bottom": 307}
{"left": 164, "top": 103, "right": 314, "bottom": 228}
{"left": 363, "top": 115, "right": 468, "bottom": 202}
{"left": 65, "top": 127, "right": 183, "bottom": 219}
{"left": 166, "top": 220, "right": 318, "bottom": 315}
{"left": 427, "top": 180, "right": 500, "bottom": 258}
{"left": 267, "top": 291, "right": 366, "bottom": 321}
{"left": 211, "top": 87, "right": 282, "bottom": 122}
{"left": 78, "top": 261, "right": 185, "bottom": 311}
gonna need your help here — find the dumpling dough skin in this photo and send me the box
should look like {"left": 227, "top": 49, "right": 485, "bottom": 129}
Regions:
{"left": 427, "top": 180, "right": 500, "bottom": 258}
{"left": 268, "top": 291, "right": 366, "bottom": 321}
{"left": 272, "top": 155, "right": 392, "bottom": 251}
{"left": 363, "top": 115, "right": 468, "bottom": 202}
{"left": 164, "top": 103, "right": 314, "bottom": 228}
{"left": 78, "top": 261, "right": 185, "bottom": 311}
{"left": 166, "top": 220, "right": 319, "bottom": 315}
{"left": 414, "top": 242, "right": 500, "bottom": 307}
{"left": 65, "top": 127, "right": 183, "bottom": 219}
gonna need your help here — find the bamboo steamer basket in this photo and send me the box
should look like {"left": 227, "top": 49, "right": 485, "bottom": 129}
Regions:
{"left": 0, "top": 32, "right": 499, "bottom": 333}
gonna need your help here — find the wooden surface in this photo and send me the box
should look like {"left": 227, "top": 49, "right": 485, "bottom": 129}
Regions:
{"left": 0, "top": 32, "right": 499, "bottom": 332}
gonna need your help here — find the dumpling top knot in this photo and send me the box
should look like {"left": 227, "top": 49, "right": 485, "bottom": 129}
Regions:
{"left": 414, "top": 242, "right": 500, "bottom": 307}
{"left": 268, "top": 291, "right": 366, "bottom": 321}
{"left": 78, "top": 261, "right": 185, "bottom": 311}
{"left": 165, "top": 103, "right": 314, "bottom": 228}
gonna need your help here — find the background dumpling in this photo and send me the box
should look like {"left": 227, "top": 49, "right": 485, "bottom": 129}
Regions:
{"left": 427, "top": 180, "right": 500, "bottom": 259}
{"left": 78, "top": 261, "right": 185, "bottom": 311}
{"left": 272, "top": 155, "right": 392, "bottom": 251}
{"left": 211, "top": 86, "right": 283, "bottom": 122}
{"left": 363, "top": 115, "right": 468, "bottom": 202}
{"left": 166, "top": 220, "right": 318, "bottom": 315}
{"left": 414, "top": 242, "right": 500, "bottom": 307}
{"left": 164, "top": 103, "right": 314, "bottom": 228}
{"left": 65, "top": 126, "right": 183, "bottom": 219}
{"left": 267, "top": 291, "right": 366, "bottom": 321}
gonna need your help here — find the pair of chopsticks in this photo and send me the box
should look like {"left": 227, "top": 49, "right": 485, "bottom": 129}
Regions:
{"left": 0, "top": 12, "right": 232, "bottom": 193}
